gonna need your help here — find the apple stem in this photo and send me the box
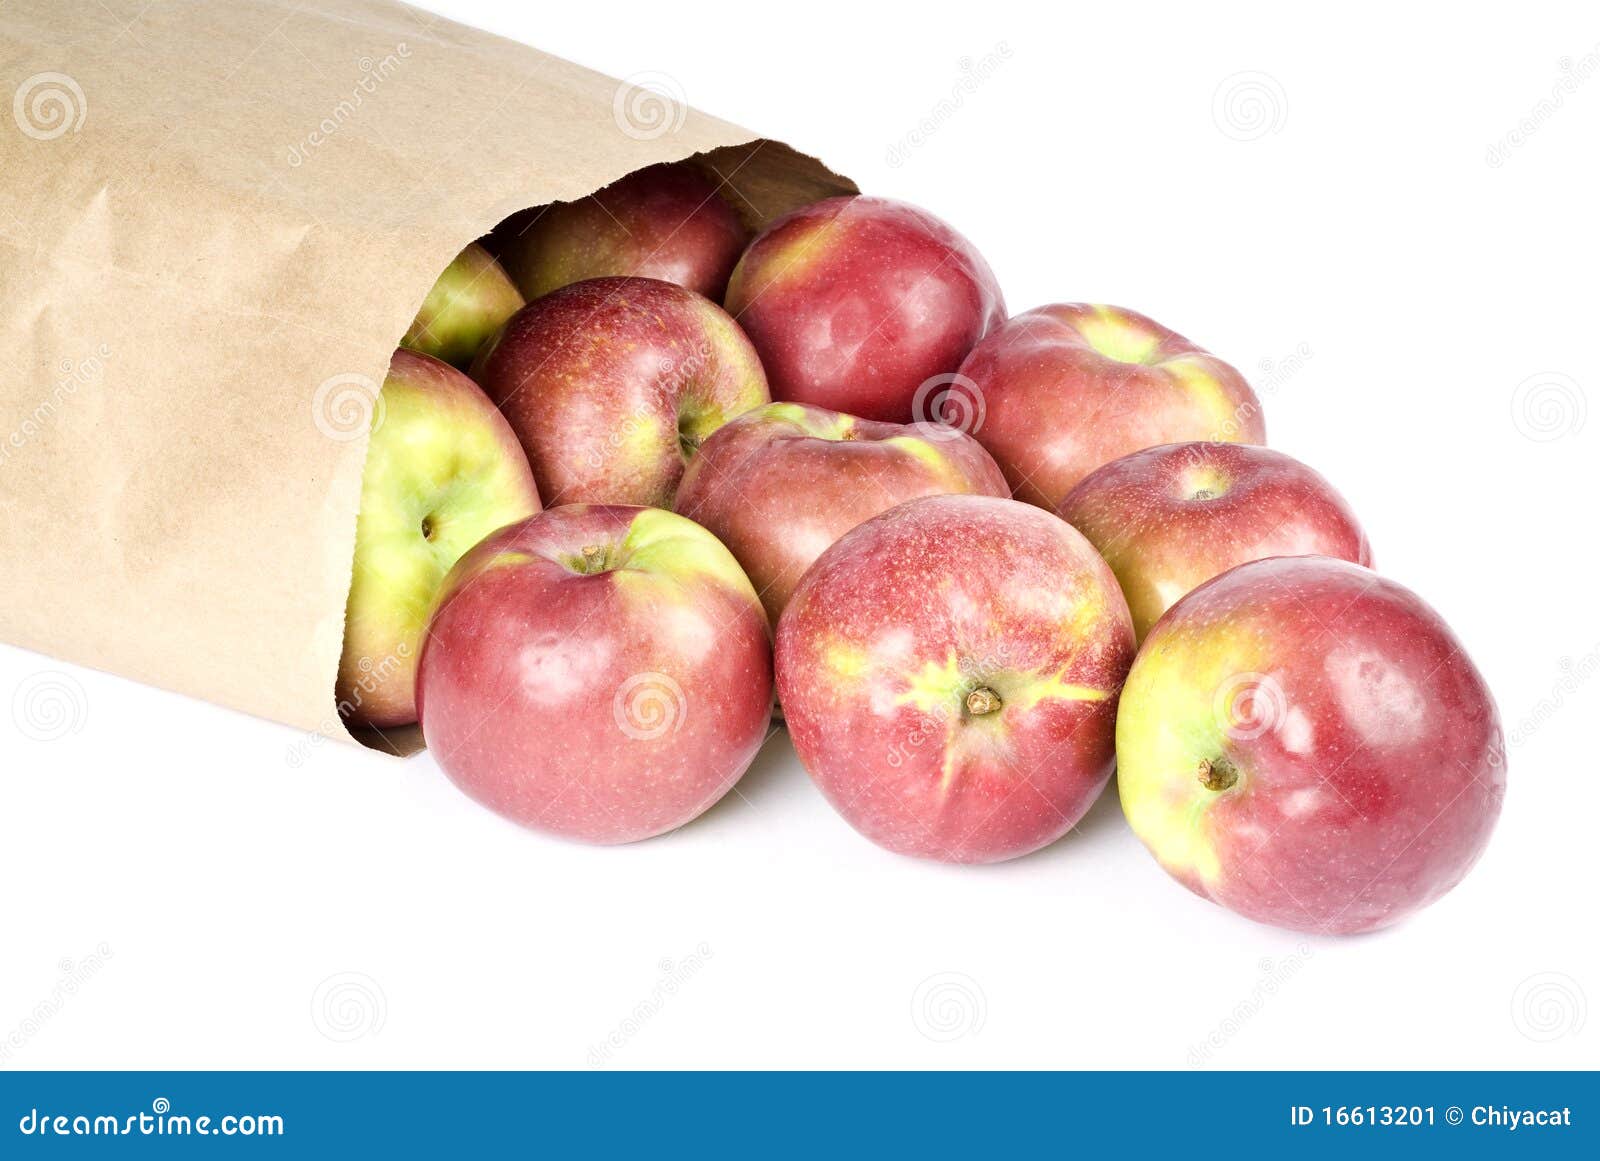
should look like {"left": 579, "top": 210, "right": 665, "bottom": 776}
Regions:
{"left": 574, "top": 544, "right": 610, "bottom": 575}
{"left": 965, "top": 687, "right": 1002, "bottom": 716}
{"left": 1197, "top": 756, "right": 1239, "bottom": 792}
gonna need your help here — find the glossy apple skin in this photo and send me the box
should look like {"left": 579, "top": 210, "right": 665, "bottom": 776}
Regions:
{"left": 417, "top": 505, "right": 773, "bottom": 844}
{"left": 776, "top": 494, "right": 1135, "bottom": 863}
{"left": 1118, "top": 556, "right": 1504, "bottom": 935}
{"left": 340, "top": 349, "right": 541, "bottom": 729}
{"left": 955, "top": 304, "right": 1266, "bottom": 506}
{"left": 724, "top": 196, "right": 1005, "bottom": 423}
{"left": 1059, "top": 442, "right": 1373, "bottom": 642}
{"left": 675, "top": 402, "right": 1010, "bottom": 625}
{"left": 401, "top": 243, "right": 525, "bottom": 369}
{"left": 494, "top": 162, "right": 750, "bottom": 301}
{"left": 471, "top": 277, "right": 769, "bottom": 508}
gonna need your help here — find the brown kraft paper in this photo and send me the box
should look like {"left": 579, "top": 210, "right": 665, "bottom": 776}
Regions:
{"left": 0, "top": 0, "right": 854, "bottom": 752}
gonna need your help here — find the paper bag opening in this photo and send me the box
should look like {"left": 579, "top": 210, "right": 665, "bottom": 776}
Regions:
{"left": 0, "top": 0, "right": 853, "bottom": 761}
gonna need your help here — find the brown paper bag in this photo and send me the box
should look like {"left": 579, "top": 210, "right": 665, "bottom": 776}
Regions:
{"left": 0, "top": 0, "right": 852, "bottom": 752}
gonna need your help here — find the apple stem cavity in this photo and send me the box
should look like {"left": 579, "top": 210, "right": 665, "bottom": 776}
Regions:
{"left": 1197, "top": 756, "right": 1239, "bottom": 792}
{"left": 965, "top": 687, "right": 1002, "bottom": 716}
{"left": 572, "top": 543, "right": 614, "bottom": 575}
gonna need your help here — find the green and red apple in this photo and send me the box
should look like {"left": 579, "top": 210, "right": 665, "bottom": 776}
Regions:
{"left": 775, "top": 494, "right": 1135, "bottom": 863}
{"left": 955, "top": 304, "right": 1266, "bottom": 506}
{"left": 417, "top": 505, "right": 773, "bottom": 844}
{"left": 675, "top": 402, "right": 1010, "bottom": 625}
{"left": 471, "top": 276, "right": 769, "bottom": 508}
{"left": 401, "top": 243, "right": 524, "bottom": 369}
{"left": 724, "top": 196, "right": 1005, "bottom": 423}
{"left": 494, "top": 161, "right": 750, "bottom": 301}
{"left": 339, "top": 348, "right": 541, "bottom": 729}
{"left": 1118, "top": 555, "right": 1504, "bottom": 934}
{"left": 1059, "top": 441, "right": 1373, "bottom": 641}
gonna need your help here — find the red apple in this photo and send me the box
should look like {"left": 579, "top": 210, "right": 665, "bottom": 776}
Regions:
{"left": 724, "top": 196, "right": 1005, "bottom": 423}
{"left": 775, "top": 494, "right": 1135, "bottom": 863}
{"left": 1059, "top": 441, "right": 1373, "bottom": 642}
{"left": 1118, "top": 555, "right": 1504, "bottom": 934}
{"left": 674, "top": 402, "right": 1010, "bottom": 625}
{"left": 470, "top": 276, "right": 769, "bottom": 508}
{"left": 401, "top": 243, "right": 524, "bottom": 369}
{"left": 340, "top": 349, "right": 541, "bottom": 729}
{"left": 494, "top": 161, "right": 749, "bottom": 301}
{"left": 955, "top": 304, "right": 1266, "bottom": 506}
{"left": 417, "top": 505, "right": 773, "bottom": 844}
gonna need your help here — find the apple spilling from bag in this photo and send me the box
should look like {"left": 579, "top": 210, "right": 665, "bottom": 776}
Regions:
{"left": 335, "top": 159, "right": 1502, "bottom": 934}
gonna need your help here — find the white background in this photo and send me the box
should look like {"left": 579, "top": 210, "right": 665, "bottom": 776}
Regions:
{"left": 2, "top": 0, "right": 1596, "bottom": 1070}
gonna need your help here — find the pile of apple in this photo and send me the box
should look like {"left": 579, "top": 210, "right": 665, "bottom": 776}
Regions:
{"left": 341, "top": 161, "right": 1504, "bottom": 936}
